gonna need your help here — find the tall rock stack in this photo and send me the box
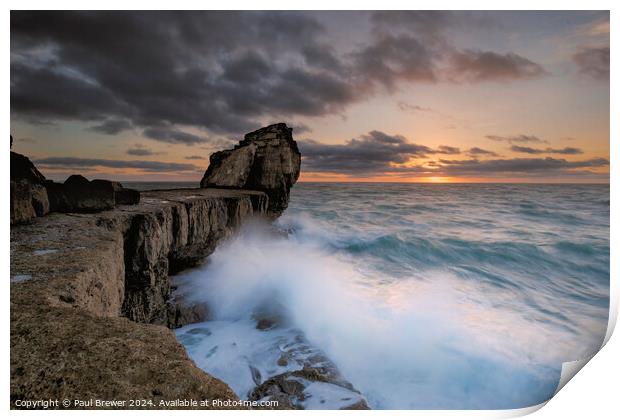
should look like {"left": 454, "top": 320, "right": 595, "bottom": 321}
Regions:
{"left": 200, "top": 123, "right": 301, "bottom": 215}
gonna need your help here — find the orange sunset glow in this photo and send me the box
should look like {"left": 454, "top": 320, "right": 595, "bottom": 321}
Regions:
{"left": 10, "top": 11, "right": 609, "bottom": 184}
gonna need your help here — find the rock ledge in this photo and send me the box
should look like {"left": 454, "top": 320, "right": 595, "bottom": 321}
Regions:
{"left": 11, "top": 188, "right": 268, "bottom": 408}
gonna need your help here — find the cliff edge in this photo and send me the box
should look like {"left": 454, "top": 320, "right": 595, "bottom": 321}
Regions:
{"left": 11, "top": 189, "right": 268, "bottom": 408}
{"left": 10, "top": 123, "right": 301, "bottom": 409}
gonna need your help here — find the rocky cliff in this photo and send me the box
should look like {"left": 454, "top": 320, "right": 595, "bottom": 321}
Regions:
{"left": 11, "top": 188, "right": 268, "bottom": 408}
{"left": 10, "top": 149, "right": 141, "bottom": 224}
{"left": 11, "top": 123, "right": 302, "bottom": 409}
{"left": 200, "top": 123, "right": 301, "bottom": 216}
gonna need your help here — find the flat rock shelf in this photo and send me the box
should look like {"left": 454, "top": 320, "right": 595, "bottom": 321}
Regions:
{"left": 10, "top": 188, "right": 269, "bottom": 408}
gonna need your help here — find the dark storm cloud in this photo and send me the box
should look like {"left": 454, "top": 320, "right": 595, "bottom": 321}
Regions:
{"left": 352, "top": 33, "right": 437, "bottom": 89}
{"left": 127, "top": 145, "right": 161, "bottom": 156}
{"left": 90, "top": 119, "right": 133, "bottom": 135}
{"left": 300, "top": 130, "right": 434, "bottom": 173}
{"left": 573, "top": 47, "right": 610, "bottom": 80}
{"left": 10, "top": 11, "right": 330, "bottom": 136}
{"left": 369, "top": 11, "right": 545, "bottom": 84}
{"left": 468, "top": 147, "right": 498, "bottom": 157}
{"left": 302, "top": 44, "right": 345, "bottom": 73}
{"left": 292, "top": 123, "right": 313, "bottom": 134}
{"left": 486, "top": 134, "right": 546, "bottom": 144}
{"left": 510, "top": 145, "right": 583, "bottom": 155}
{"left": 11, "top": 11, "right": 547, "bottom": 140}
{"left": 10, "top": 61, "right": 126, "bottom": 121}
{"left": 34, "top": 157, "right": 198, "bottom": 172}
{"left": 142, "top": 127, "right": 207, "bottom": 145}
{"left": 448, "top": 50, "right": 546, "bottom": 82}
{"left": 438, "top": 157, "right": 608, "bottom": 174}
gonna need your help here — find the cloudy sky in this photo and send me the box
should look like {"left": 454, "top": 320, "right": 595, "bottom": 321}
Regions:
{"left": 10, "top": 11, "right": 609, "bottom": 183}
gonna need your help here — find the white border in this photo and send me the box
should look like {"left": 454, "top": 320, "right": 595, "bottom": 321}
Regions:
{"left": 4, "top": 1, "right": 616, "bottom": 419}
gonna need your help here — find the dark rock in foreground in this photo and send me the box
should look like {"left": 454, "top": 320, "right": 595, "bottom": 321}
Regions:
{"left": 10, "top": 143, "right": 141, "bottom": 223}
{"left": 46, "top": 175, "right": 141, "bottom": 213}
{"left": 200, "top": 123, "right": 301, "bottom": 216}
{"left": 10, "top": 151, "right": 50, "bottom": 224}
{"left": 46, "top": 175, "right": 115, "bottom": 212}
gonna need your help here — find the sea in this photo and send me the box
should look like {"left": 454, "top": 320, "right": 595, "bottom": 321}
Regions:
{"left": 130, "top": 182, "right": 610, "bottom": 409}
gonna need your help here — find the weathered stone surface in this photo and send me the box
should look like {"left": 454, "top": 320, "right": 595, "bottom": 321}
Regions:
{"left": 11, "top": 151, "right": 46, "bottom": 183}
{"left": 245, "top": 328, "right": 369, "bottom": 410}
{"left": 46, "top": 175, "right": 115, "bottom": 213}
{"left": 167, "top": 298, "right": 210, "bottom": 329}
{"left": 200, "top": 123, "right": 301, "bottom": 216}
{"left": 10, "top": 188, "right": 268, "bottom": 408}
{"left": 249, "top": 367, "right": 369, "bottom": 410}
{"left": 109, "top": 181, "right": 141, "bottom": 205}
{"left": 10, "top": 303, "right": 239, "bottom": 409}
{"left": 10, "top": 151, "right": 50, "bottom": 224}
{"left": 11, "top": 181, "right": 35, "bottom": 223}
{"left": 45, "top": 176, "right": 141, "bottom": 213}
{"left": 119, "top": 190, "right": 268, "bottom": 324}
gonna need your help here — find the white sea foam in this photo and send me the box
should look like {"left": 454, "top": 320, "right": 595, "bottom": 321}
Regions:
{"left": 175, "top": 216, "right": 601, "bottom": 409}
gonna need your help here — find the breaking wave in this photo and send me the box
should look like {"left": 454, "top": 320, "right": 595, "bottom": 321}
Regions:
{"left": 176, "top": 183, "right": 609, "bottom": 409}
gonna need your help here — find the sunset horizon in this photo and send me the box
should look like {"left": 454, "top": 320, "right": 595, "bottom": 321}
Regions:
{"left": 10, "top": 11, "right": 609, "bottom": 184}
{"left": 9, "top": 8, "right": 611, "bottom": 412}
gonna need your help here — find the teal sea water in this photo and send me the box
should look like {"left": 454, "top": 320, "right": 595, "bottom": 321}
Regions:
{"left": 147, "top": 182, "right": 609, "bottom": 409}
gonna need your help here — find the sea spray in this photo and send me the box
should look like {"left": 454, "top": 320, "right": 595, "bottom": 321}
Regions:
{"left": 176, "top": 183, "right": 609, "bottom": 409}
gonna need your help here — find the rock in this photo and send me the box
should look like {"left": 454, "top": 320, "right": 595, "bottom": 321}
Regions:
{"left": 11, "top": 181, "right": 36, "bottom": 223}
{"left": 10, "top": 146, "right": 140, "bottom": 219}
{"left": 167, "top": 299, "right": 210, "bottom": 329}
{"left": 11, "top": 188, "right": 269, "bottom": 406}
{"left": 46, "top": 175, "right": 139, "bottom": 213}
{"left": 10, "top": 302, "right": 240, "bottom": 409}
{"left": 10, "top": 151, "right": 49, "bottom": 224}
{"left": 249, "top": 367, "right": 370, "bottom": 410}
{"left": 256, "top": 318, "right": 276, "bottom": 331}
{"left": 200, "top": 123, "right": 301, "bottom": 216}
{"left": 108, "top": 181, "right": 140, "bottom": 205}
{"left": 47, "top": 177, "right": 141, "bottom": 212}
{"left": 117, "top": 189, "right": 268, "bottom": 324}
{"left": 11, "top": 151, "right": 46, "bottom": 183}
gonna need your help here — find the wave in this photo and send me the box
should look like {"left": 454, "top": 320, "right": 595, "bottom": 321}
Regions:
{"left": 174, "top": 214, "right": 606, "bottom": 409}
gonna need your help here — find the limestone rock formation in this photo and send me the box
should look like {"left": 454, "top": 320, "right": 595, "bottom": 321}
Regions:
{"left": 10, "top": 151, "right": 50, "bottom": 224}
{"left": 249, "top": 367, "right": 369, "bottom": 410}
{"left": 11, "top": 188, "right": 269, "bottom": 407}
{"left": 45, "top": 176, "right": 140, "bottom": 213}
{"left": 200, "top": 123, "right": 301, "bottom": 215}
{"left": 46, "top": 175, "right": 115, "bottom": 212}
{"left": 10, "top": 138, "right": 140, "bottom": 223}
{"left": 110, "top": 181, "right": 141, "bottom": 205}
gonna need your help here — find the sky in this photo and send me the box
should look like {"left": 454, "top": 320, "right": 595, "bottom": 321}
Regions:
{"left": 10, "top": 11, "right": 610, "bottom": 183}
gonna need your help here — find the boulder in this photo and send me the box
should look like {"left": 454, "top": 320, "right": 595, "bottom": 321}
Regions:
{"left": 11, "top": 151, "right": 46, "bottom": 184}
{"left": 46, "top": 175, "right": 115, "bottom": 213}
{"left": 249, "top": 367, "right": 370, "bottom": 410}
{"left": 200, "top": 123, "right": 301, "bottom": 215}
{"left": 46, "top": 176, "right": 140, "bottom": 213}
{"left": 10, "top": 151, "right": 50, "bottom": 224}
{"left": 109, "top": 181, "right": 141, "bottom": 205}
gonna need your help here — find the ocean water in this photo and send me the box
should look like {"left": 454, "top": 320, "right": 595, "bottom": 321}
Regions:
{"left": 122, "top": 181, "right": 198, "bottom": 191}
{"left": 174, "top": 183, "right": 610, "bottom": 409}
